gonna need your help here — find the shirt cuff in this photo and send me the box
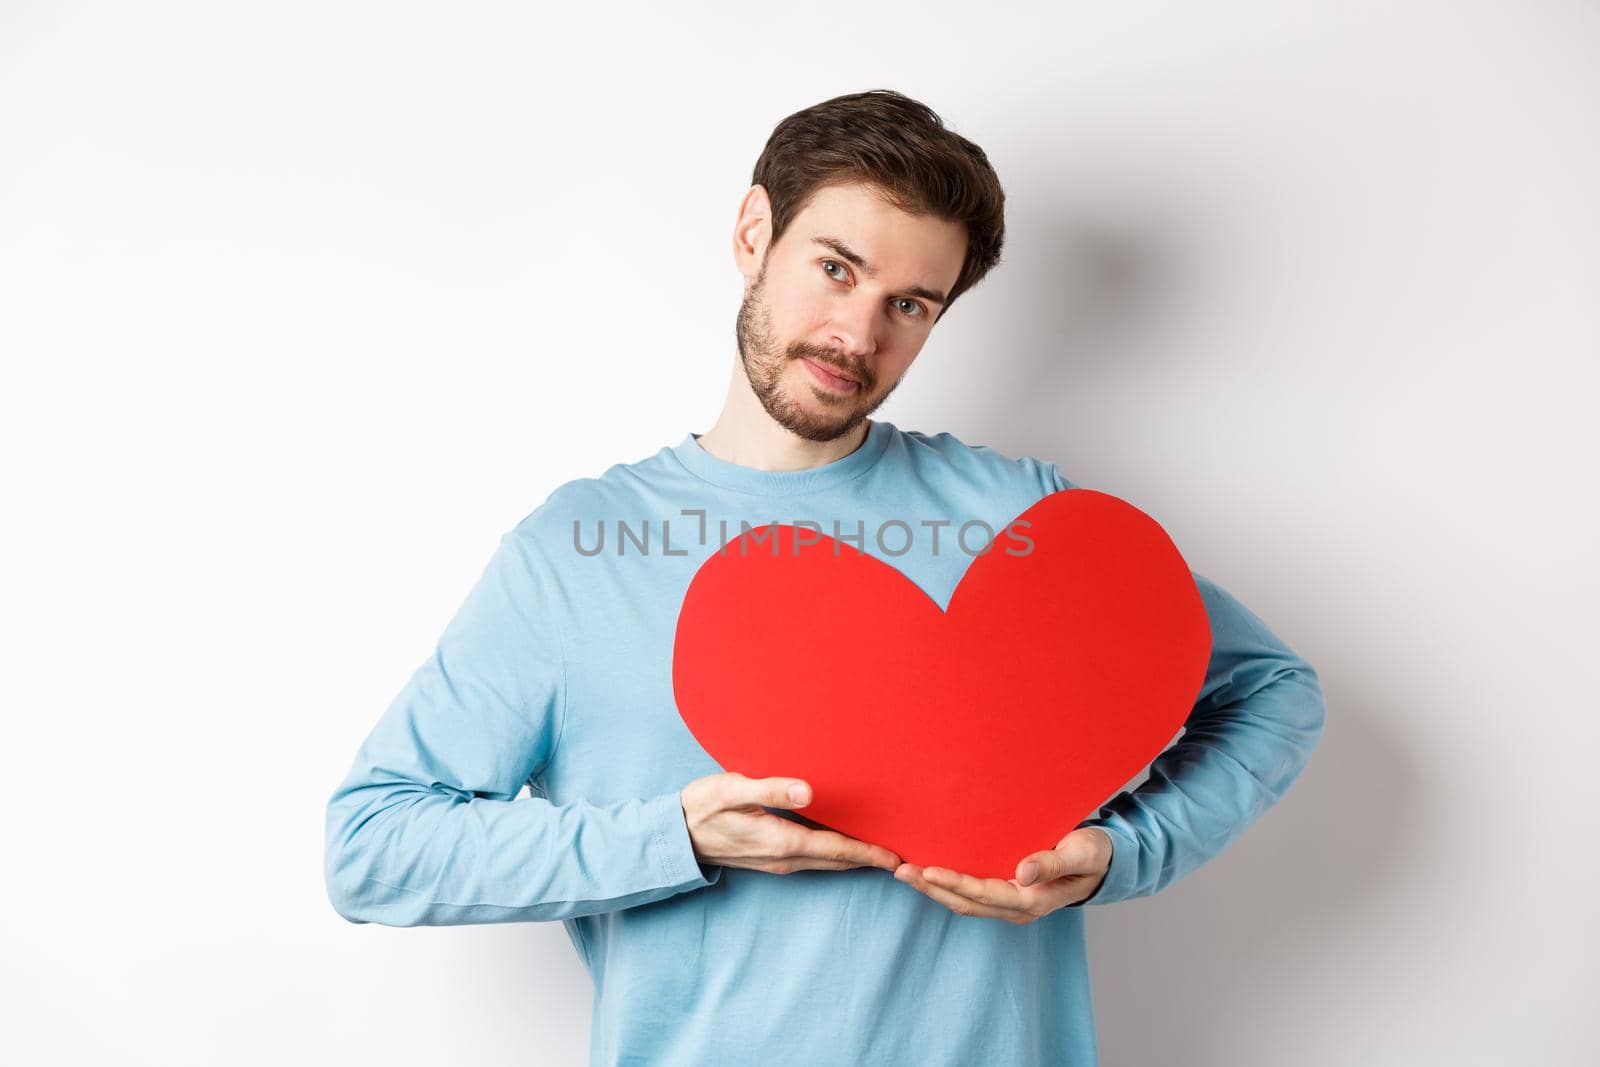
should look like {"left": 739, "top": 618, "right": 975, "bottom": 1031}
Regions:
{"left": 645, "top": 789, "right": 724, "bottom": 891}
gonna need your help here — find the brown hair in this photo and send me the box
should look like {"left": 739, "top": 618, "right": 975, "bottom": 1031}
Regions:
{"left": 750, "top": 89, "right": 1006, "bottom": 323}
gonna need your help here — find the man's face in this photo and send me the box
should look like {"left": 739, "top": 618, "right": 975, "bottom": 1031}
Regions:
{"left": 735, "top": 181, "right": 968, "bottom": 442}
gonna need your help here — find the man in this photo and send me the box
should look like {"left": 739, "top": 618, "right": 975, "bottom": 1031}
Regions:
{"left": 324, "top": 89, "right": 1326, "bottom": 1065}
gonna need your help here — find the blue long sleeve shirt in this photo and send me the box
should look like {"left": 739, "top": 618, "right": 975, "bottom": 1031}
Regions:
{"left": 323, "top": 418, "right": 1326, "bottom": 1066}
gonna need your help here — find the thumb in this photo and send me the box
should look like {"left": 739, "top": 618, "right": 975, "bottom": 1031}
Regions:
{"left": 752, "top": 776, "right": 811, "bottom": 810}
{"left": 1017, "top": 828, "right": 1110, "bottom": 886}
{"left": 1015, "top": 849, "right": 1065, "bottom": 887}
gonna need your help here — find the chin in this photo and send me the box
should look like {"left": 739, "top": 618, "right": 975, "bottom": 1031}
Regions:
{"left": 796, "top": 384, "right": 864, "bottom": 416}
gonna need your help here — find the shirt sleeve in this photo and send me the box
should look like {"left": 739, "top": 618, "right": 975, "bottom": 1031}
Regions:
{"left": 1043, "top": 464, "right": 1327, "bottom": 907}
{"left": 323, "top": 524, "right": 722, "bottom": 927}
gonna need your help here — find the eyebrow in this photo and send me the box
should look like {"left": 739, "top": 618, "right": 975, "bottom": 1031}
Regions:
{"left": 811, "top": 235, "right": 949, "bottom": 307}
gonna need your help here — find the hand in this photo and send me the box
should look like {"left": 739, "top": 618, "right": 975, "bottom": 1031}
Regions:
{"left": 680, "top": 772, "right": 902, "bottom": 875}
{"left": 893, "top": 827, "right": 1114, "bottom": 924}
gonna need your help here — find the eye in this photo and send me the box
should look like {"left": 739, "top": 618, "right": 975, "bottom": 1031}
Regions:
{"left": 822, "top": 259, "right": 927, "bottom": 321}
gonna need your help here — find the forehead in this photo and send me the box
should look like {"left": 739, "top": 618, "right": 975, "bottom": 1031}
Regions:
{"left": 784, "top": 181, "right": 966, "bottom": 284}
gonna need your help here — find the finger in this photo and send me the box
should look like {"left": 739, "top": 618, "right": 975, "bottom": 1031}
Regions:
{"left": 920, "top": 866, "right": 1030, "bottom": 911}
{"left": 782, "top": 857, "right": 873, "bottom": 873}
{"left": 743, "top": 775, "right": 813, "bottom": 811}
{"left": 1067, "top": 828, "right": 1115, "bottom": 872}
{"left": 894, "top": 865, "right": 1028, "bottom": 923}
{"left": 792, "top": 826, "right": 900, "bottom": 870}
{"left": 1021, "top": 829, "right": 1111, "bottom": 885}
{"left": 1017, "top": 850, "right": 1071, "bottom": 886}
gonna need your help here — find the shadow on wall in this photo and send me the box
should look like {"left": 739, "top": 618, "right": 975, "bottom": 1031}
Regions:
{"left": 1086, "top": 687, "right": 1409, "bottom": 1064}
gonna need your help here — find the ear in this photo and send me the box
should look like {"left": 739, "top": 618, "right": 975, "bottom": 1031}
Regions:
{"left": 732, "top": 184, "right": 772, "bottom": 282}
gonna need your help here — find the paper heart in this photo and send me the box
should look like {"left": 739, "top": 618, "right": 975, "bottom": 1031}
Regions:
{"left": 671, "top": 488, "right": 1212, "bottom": 880}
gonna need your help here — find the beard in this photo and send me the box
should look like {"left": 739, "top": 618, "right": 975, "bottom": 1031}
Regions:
{"left": 734, "top": 261, "right": 903, "bottom": 443}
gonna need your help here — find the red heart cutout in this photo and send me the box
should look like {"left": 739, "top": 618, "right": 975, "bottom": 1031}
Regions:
{"left": 672, "top": 488, "right": 1212, "bottom": 880}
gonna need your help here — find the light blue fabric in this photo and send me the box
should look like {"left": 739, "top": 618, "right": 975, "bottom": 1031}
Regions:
{"left": 324, "top": 418, "right": 1325, "bottom": 1065}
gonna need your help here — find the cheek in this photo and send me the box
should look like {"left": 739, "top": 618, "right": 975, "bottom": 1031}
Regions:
{"left": 878, "top": 349, "right": 921, "bottom": 381}
{"left": 787, "top": 294, "right": 836, "bottom": 338}
{"left": 766, "top": 272, "right": 831, "bottom": 332}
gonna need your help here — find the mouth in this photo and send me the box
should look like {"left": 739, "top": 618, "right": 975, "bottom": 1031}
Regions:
{"left": 800, "top": 357, "right": 861, "bottom": 393}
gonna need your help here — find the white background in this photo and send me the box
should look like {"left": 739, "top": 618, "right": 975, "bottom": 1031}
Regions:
{"left": 3, "top": 2, "right": 1595, "bottom": 1063}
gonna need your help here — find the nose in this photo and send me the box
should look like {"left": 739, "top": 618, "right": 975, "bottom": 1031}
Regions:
{"left": 827, "top": 302, "right": 879, "bottom": 361}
